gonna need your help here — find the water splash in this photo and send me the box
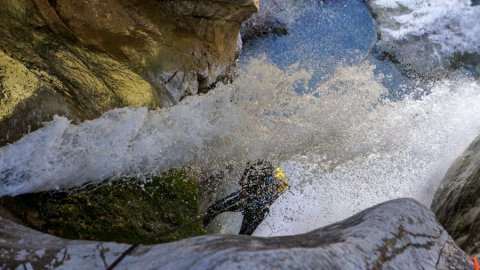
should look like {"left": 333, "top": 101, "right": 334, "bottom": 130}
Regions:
{"left": 369, "top": 0, "right": 480, "bottom": 76}
{"left": 1, "top": 58, "right": 479, "bottom": 207}
{"left": 241, "top": 0, "right": 415, "bottom": 99}
{"left": 371, "top": 0, "right": 480, "bottom": 55}
{"left": 1, "top": 58, "right": 309, "bottom": 195}
{"left": 2, "top": 0, "right": 480, "bottom": 240}
{"left": 256, "top": 75, "right": 480, "bottom": 236}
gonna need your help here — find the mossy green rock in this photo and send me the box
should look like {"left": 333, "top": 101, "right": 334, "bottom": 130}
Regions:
{"left": 0, "top": 169, "right": 205, "bottom": 244}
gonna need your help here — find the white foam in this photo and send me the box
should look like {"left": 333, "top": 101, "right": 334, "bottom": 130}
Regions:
{"left": 1, "top": 58, "right": 480, "bottom": 240}
{"left": 369, "top": 0, "right": 480, "bottom": 74}
{"left": 0, "top": 57, "right": 311, "bottom": 195}
{"left": 256, "top": 75, "right": 480, "bottom": 236}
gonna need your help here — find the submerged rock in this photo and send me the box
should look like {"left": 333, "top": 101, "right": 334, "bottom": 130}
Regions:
{"left": 0, "top": 0, "right": 258, "bottom": 146}
{"left": 432, "top": 135, "right": 480, "bottom": 258}
{"left": 0, "top": 169, "right": 205, "bottom": 244}
{"left": 240, "top": 0, "right": 297, "bottom": 42}
{"left": 368, "top": 0, "right": 480, "bottom": 78}
{"left": 0, "top": 198, "right": 473, "bottom": 269}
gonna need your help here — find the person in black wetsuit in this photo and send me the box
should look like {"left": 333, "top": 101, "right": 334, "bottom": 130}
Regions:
{"left": 202, "top": 160, "right": 289, "bottom": 235}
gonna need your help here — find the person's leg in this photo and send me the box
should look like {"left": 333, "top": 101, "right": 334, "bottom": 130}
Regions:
{"left": 238, "top": 207, "right": 269, "bottom": 235}
{"left": 203, "top": 191, "right": 244, "bottom": 226}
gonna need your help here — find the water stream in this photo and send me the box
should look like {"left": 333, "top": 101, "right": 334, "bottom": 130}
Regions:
{"left": 1, "top": 0, "right": 480, "bottom": 237}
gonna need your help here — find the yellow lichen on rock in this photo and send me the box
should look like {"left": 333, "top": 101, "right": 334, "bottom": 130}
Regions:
{"left": 2, "top": 0, "right": 35, "bottom": 21}
{"left": 72, "top": 48, "right": 161, "bottom": 109}
{"left": 51, "top": 48, "right": 159, "bottom": 112}
{"left": 0, "top": 51, "right": 40, "bottom": 122}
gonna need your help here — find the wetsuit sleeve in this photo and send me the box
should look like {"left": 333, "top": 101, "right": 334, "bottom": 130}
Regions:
{"left": 239, "top": 206, "right": 269, "bottom": 235}
{"left": 202, "top": 191, "right": 244, "bottom": 226}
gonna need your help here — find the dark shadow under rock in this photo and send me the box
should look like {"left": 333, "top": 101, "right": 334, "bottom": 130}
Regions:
{"left": 0, "top": 198, "right": 473, "bottom": 269}
{"left": 241, "top": 19, "right": 288, "bottom": 42}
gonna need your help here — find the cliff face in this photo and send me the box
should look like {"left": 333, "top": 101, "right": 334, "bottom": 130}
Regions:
{"left": 0, "top": 0, "right": 258, "bottom": 146}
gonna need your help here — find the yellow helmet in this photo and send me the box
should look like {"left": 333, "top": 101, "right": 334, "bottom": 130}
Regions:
{"left": 274, "top": 167, "right": 289, "bottom": 193}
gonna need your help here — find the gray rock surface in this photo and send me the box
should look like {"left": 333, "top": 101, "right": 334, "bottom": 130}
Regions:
{"left": 432, "top": 135, "right": 480, "bottom": 258}
{"left": 0, "top": 198, "right": 473, "bottom": 269}
{"left": 0, "top": 211, "right": 130, "bottom": 269}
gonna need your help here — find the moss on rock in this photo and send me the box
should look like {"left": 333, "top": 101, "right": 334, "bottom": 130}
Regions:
{"left": 0, "top": 169, "right": 205, "bottom": 244}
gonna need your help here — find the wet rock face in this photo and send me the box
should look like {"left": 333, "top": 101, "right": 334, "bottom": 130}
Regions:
{"left": 432, "top": 135, "right": 480, "bottom": 257}
{"left": 40, "top": 0, "right": 259, "bottom": 99}
{"left": 1, "top": 198, "right": 473, "bottom": 269}
{"left": 0, "top": 169, "right": 205, "bottom": 245}
{"left": 0, "top": 0, "right": 258, "bottom": 146}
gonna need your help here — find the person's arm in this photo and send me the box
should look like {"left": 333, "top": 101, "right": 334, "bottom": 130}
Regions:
{"left": 202, "top": 191, "right": 244, "bottom": 226}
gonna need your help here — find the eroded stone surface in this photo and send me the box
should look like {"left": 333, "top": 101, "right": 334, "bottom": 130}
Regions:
{"left": 41, "top": 0, "right": 259, "bottom": 97}
{"left": 0, "top": 215, "right": 129, "bottom": 269}
{"left": 0, "top": 198, "right": 473, "bottom": 269}
{"left": 432, "top": 134, "right": 480, "bottom": 258}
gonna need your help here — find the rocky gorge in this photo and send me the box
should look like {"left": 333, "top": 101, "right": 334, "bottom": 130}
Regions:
{"left": 1, "top": 0, "right": 480, "bottom": 269}
{"left": 0, "top": 0, "right": 258, "bottom": 146}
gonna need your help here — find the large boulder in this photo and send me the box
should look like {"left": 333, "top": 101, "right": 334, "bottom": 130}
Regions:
{"left": 0, "top": 0, "right": 258, "bottom": 146}
{"left": 432, "top": 134, "right": 480, "bottom": 258}
{"left": 0, "top": 198, "right": 474, "bottom": 269}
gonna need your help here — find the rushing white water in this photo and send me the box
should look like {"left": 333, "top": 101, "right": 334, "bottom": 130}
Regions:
{"left": 2, "top": 58, "right": 480, "bottom": 233}
{"left": 0, "top": 58, "right": 310, "bottom": 195}
{"left": 369, "top": 0, "right": 480, "bottom": 76}
{"left": 370, "top": 0, "right": 480, "bottom": 55}
{"left": 1, "top": 0, "right": 480, "bottom": 239}
{"left": 256, "top": 75, "right": 480, "bottom": 236}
